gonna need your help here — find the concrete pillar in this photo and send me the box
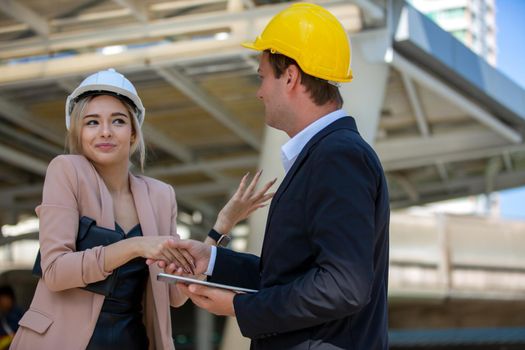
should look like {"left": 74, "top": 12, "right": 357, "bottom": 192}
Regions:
{"left": 219, "top": 126, "right": 288, "bottom": 350}
{"left": 196, "top": 307, "right": 213, "bottom": 350}
{"left": 340, "top": 29, "right": 390, "bottom": 146}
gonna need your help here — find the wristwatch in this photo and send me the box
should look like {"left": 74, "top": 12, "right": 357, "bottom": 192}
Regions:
{"left": 208, "top": 228, "right": 231, "bottom": 247}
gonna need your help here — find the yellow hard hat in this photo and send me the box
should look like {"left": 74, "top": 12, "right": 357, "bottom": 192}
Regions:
{"left": 242, "top": 3, "right": 353, "bottom": 83}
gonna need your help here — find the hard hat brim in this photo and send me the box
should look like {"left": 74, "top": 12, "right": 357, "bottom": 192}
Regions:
{"left": 241, "top": 41, "right": 260, "bottom": 51}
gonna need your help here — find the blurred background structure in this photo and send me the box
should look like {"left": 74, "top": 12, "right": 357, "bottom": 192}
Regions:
{"left": 0, "top": 0, "right": 523, "bottom": 349}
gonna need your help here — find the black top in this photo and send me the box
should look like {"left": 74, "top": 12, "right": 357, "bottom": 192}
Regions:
{"left": 86, "top": 223, "right": 149, "bottom": 350}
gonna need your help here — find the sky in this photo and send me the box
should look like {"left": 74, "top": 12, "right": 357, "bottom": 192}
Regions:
{"left": 495, "top": 0, "right": 525, "bottom": 220}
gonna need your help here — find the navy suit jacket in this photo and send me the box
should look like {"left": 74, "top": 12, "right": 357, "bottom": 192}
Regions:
{"left": 210, "top": 117, "right": 390, "bottom": 349}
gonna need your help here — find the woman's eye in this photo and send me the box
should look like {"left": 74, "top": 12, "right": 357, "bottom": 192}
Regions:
{"left": 113, "top": 118, "right": 127, "bottom": 125}
{"left": 85, "top": 119, "right": 98, "bottom": 126}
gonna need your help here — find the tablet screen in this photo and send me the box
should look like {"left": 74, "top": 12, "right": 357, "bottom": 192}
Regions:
{"left": 157, "top": 273, "right": 258, "bottom": 294}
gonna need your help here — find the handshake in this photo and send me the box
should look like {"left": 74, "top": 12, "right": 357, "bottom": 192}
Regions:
{"left": 146, "top": 239, "right": 241, "bottom": 317}
{"left": 145, "top": 238, "right": 211, "bottom": 276}
{"left": 146, "top": 170, "right": 276, "bottom": 276}
{"left": 142, "top": 171, "right": 275, "bottom": 316}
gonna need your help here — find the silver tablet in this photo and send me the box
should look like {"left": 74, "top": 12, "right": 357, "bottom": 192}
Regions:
{"left": 157, "top": 273, "right": 258, "bottom": 294}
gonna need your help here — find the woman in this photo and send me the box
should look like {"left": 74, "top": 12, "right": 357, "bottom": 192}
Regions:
{"left": 11, "top": 69, "right": 274, "bottom": 350}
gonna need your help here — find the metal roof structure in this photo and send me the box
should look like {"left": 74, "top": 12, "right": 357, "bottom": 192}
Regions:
{"left": 0, "top": 0, "right": 524, "bottom": 232}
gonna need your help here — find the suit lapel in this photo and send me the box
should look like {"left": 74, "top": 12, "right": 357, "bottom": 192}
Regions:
{"left": 267, "top": 117, "right": 358, "bottom": 219}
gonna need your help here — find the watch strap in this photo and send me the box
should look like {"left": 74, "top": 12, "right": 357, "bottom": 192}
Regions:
{"left": 207, "top": 228, "right": 223, "bottom": 242}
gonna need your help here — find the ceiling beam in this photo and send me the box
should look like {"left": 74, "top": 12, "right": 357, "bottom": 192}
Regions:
{"left": 388, "top": 50, "right": 522, "bottom": 144}
{"left": 401, "top": 72, "right": 430, "bottom": 137}
{"left": 390, "top": 168, "right": 525, "bottom": 209}
{"left": 146, "top": 155, "right": 258, "bottom": 177}
{"left": 56, "top": 77, "right": 82, "bottom": 93}
{"left": 112, "top": 0, "right": 148, "bottom": 22}
{"left": 391, "top": 173, "right": 419, "bottom": 202}
{"left": 175, "top": 181, "right": 232, "bottom": 197}
{"left": 382, "top": 142, "right": 525, "bottom": 173}
{"left": 143, "top": 124, "right": 233, "bottom": 183}
{"left": 502, "top": 151, "right": 513, "bottom": 172}
{"left": 0, "top": 143, "right": 47, "bottom": 175}
{"left": 0, "top": 97, "right": 64, "bottom": 145}
{"left": 0, "top": 123, "right": 63, "bottom": 156}
{"left": 154, "top": 66, "right": 261, "bottom": 150}
{"left": 484, "top": 156, "right": 503, "bottom": 194}
{"left": 142, "top": 124, "right": 194, "bottom": 163}
{"left": 0, "top": 0, "right": 49, "bottom": 36}
{"left": 0, "top": 183, "right": 43, "bottom": 198}
{"left": 376, "top": 127, "right": 509, "bottom": 170}
{"left": 151, "top": 0, "right": 226, "bottom": 12}
{"left": 0, "top": 25, "right": 383, "bottom": 88}
{"left": 435, "top": 161, "right": 449, "bottom": 182}
{"left": 0, "top": 38, "right": 244, "bottom": 87}
{"left": 0, "top": 1, "right": 361, "bottom": 60}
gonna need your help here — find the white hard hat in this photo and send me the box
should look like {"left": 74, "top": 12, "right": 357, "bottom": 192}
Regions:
{"left": 65, "top": 68, "right": 145, "bottom": 130}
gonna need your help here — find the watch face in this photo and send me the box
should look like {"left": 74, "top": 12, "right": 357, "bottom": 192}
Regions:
{"left": 217, "top": 235, "right": 231, "bottom": 247}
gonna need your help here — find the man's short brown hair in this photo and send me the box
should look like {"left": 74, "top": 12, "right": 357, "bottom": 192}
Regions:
{"left": 266, "top": 51, "right": 343, "bottom": 107}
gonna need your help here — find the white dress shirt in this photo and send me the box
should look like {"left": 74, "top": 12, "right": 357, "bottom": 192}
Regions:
{"left": 281, "top": 108, "right": 348, "bottom": 173}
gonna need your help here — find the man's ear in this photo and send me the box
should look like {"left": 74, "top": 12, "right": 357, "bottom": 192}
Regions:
{"left": 284, "top": 64, "right": 301, "bottom": 90}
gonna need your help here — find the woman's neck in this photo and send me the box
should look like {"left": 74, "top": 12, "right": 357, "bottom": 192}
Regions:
{"left": 93, "top": 161, "right": 131, "bottom": 195}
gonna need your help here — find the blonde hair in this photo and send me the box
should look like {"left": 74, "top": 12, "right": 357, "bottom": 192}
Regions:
{"left": 65, "top": 94, "right": 146, "bottom": 171}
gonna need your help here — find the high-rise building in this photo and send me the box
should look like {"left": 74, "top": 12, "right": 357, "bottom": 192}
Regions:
{"left": 408, "top": 0, "right": 497, "bottom": 65}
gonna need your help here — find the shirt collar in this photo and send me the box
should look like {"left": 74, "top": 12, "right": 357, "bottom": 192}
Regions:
{"left": 281, "top": 109, "right": 347, "bottom": 173}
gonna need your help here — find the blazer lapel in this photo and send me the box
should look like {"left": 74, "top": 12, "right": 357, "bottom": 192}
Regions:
{"left": 129, "top": 174, "right": 158, "bottom": 237}
{"left": 129, "top": 174, "right": 169, "bottom": 337}
{"left": 82, "top": 156, "right": 115, "bottom": 229}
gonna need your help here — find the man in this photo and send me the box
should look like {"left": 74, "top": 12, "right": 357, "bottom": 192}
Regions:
{"left": 166, "top": 3, "right": 390, "bottom": 349}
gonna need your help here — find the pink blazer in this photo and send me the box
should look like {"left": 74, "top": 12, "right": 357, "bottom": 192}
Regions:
{"left": 11, "top": 155, "right": 183, "bottom": 350}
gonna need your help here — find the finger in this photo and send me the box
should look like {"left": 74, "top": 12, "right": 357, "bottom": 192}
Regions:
{"left": 189, "top": 294, "right": 211, "bottom": 310}
{"left": 167, "top": 239, "right": 196, "bottom": 251}
{"left": 187, "top": 284, "right": 214, "bottom": 301}
{"left": 179, "top": 249, "right": 196, "bottom": 271}
{"left": 154, "top": 243, "right": 188, "bottom": 273}
{"left": 256, "top": 192, "right": 275, "bottom": 205}
{"left": 252, "top": 178, "right": 277, "bottom": 201}
{"left": 166, "top": 247, "right": 193, "bottom": 274}
{"left": 163, "top": 262, "right": 175, "bottom": 274}
{"left": 244, "top": 170, "right": 262, "bottom": 199}
{"left": 177, "top": 283, "right": 192, "bottom": 296}
{"left": 235, "top": 172, "right": 250, "bottom": 197}
{"left": 173, "top": 249, "right": 195, "bottom": 274}
{"left": 178, "top": 284, "right": 210, "bottom": 308}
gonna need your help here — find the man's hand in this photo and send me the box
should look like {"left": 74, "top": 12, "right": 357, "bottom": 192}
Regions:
{"left": 147, "top": 239, "right": 212, "bottom": 275}
{"left": 179, "top": 283, "right": 236, "bottom": 317}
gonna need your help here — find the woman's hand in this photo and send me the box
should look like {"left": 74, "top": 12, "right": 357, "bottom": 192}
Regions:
{"left": 213, "top": 170, "right": 276, "bottom": 234}
{"left": 140, "top": 237, "right": 195, "bottom": 274}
